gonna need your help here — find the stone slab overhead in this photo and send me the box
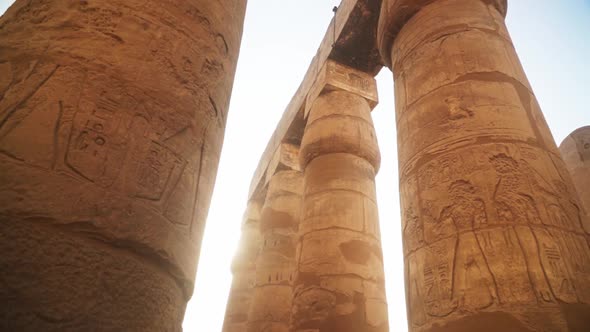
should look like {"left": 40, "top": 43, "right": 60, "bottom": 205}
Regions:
{"left": 248, "top": 0, "right": 383, "bottom": 201}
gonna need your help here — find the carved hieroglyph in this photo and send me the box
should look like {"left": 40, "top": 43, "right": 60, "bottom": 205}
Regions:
{"left": 247, "top": 169, "right": 303, "bottom": 332}
{"left": 560, "top": 126, "right": 590, "bottom": 227}
{"left": 292, "top": 61, "right": 389, "bottom": 332}
{"left": 222, "top": 201, "right": 262, "bottom": 332}
{"left": 378, "top": 0, "right": 590, "bottom": 331}
{"left": 0, "top": 1, "right": 246, "bottom": 330}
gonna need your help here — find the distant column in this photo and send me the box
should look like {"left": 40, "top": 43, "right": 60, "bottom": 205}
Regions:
{"left": 378, "top": 0, "right": 590, "bottom": 331}
{"left": 222, "top": 201, "right": 262, "bottom": 332}
{"left": 291, "top": 60, "right": 389, "bottom": 332}
{"left": 247, "top": 169, "right": 303, "bottom": 332}
{"left": 560, "top": 126, "right": 590, "bottom": 229}
{"left": 0, "top": 0, "right": 246, "bottom": 330}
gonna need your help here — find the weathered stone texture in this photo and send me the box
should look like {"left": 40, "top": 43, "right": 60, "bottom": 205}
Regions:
{"left": 247, "top": 170, "right": 303, "bottom": 332}
{"left": 378, "top": 0, "right": 590, "bottom": 331}
{"left": 560, "top": 126, "right": 590, "bottom": 225}
{"left": 0, "top": 0, "right": 246, "bottom": 330}
{"left": 293, "top": 83, "right": 389, "bottom": 331}
{"left": 222, "top": 201, "right": 262, "bottom": 332}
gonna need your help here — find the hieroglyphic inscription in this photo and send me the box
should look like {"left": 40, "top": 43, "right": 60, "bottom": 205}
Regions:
{"left": 66, "top": 110, "right": 127, "bottom": 185}
{"left": 401, "top": 141, "right": 590, "bottom": 327}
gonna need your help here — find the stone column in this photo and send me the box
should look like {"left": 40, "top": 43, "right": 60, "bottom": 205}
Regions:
{"left": 560, "top": 126, "right": 590, "bottom": 225}
{"left": 0, "top": 1, "right": 246, "bottom": 330}
{"left": 292, "top": 60, "right": 388, "bottom": 332}
{"left": 222, "top": 201, "right": 262, "bottom": 332}
{"left": 247, "top": 169, "right": 303, "bottom": 332}
{"left": 378, "top": 0, "right": 590, "bottom": 331}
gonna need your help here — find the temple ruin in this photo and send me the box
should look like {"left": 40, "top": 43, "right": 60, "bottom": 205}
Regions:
{"left": 1, "top": 0, "right": 589, "bottom": 331}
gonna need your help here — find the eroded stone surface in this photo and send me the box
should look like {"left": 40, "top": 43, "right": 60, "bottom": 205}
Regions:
{"left": 293, "top": 87, "right": 389, "bottom": 332}
{"left": 378, "top": 0, "right": 590, "bottom": 331}
{"left": 223, "top": 201, "right": 263, "bottom": 331}
{"left": 247, "top": 170, "right": 303, "bottom": 332}
{"left": 0, "top": 0, "right": 246, "bottom": 329}
{"left": 560, "top": 126, "right": 590, "bottom": 229}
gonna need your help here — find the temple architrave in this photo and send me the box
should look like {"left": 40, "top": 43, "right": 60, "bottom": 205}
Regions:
{"left": 0, "top": 0, "right": 589, "bottom": 331}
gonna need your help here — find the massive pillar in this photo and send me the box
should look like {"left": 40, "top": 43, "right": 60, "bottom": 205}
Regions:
{"left": 560, "top": 126, "right": 590, "bottom": 222}
{"left": 222, "top": 201, "right": 262, "bottom": 332}
{"left": 292, "top": 60, "right": 388, "bottom": 332}
{"left": 378, "top": 0, "right": 590, "bottom": 331}
{"left": 247, "top": 168, "right": 303, "bottom": 332}
{"left": 0, "top": 0, "right": 246, "bottom": 330}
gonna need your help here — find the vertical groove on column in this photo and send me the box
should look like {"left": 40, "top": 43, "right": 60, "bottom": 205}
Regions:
{"left": 292, "top": 90, "right": 389, "bottom": 332}
{"left": 247, "top": 170, "right": 303, "bottom": 332}
{"left": 378, "top": 0, "right": 590, "bottom": 331}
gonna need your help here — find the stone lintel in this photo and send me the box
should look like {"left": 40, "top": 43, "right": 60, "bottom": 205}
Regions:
{"left": 305, "top": 60, "right": 378, "bottom": 119}
{"left": 248, "top": 0, "right": 384, "bottom": 201}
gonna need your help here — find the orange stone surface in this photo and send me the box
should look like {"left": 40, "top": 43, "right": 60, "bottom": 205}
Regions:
{"left": 292, "top": 87, "right": 389, "bottom": 332}
{"left": 560, "top": 126, "right": 590, "bottom": 224}
{"left": 0, "top": 0, "right": 246, "bottom": 330}
{"left": 223, "top": 201, "right": 262, "bottom": 332}
{"left": 378, "top": 0, "right": 590, "bottom": 331}
{"left": 247, "top": 170, "right": 303, "bottom": 332}
{"left": 379, "top": 0, "right": 590, "bottom": 332}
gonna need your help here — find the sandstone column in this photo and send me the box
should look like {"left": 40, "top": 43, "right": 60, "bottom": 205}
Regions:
{"left": 247, "top": 169, "right": 303, "bottom": 332}
{"left": 560, "top": 126, "right": 590, "bottom": 225}
{"left": 292, "top": 60, "right": 388, "bottom": 332}
{"left": 222, "top": 201, "right": 262, "bottom": 332}
{"left": 378, "top": 0, "right": 590, "bottom": 331}
{"left": 0, "top": 1, "right": 246, "bottom": 330}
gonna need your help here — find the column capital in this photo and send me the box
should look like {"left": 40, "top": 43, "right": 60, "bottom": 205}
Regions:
{"left": 264, "top": 143, "right": 301, "bottom": 187}
{"left": 377, "top": 0, "right": 508, "bottom": 68}
{"left": 305, "top": 59, "right": 378, "bottom": 118}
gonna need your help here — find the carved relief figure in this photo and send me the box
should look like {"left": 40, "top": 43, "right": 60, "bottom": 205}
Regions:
{"left": 477, "top": 227, "right": 536, "bottom": 305}
{"left": 441, "top": 180, "right": 497, "bottom": 310}
{"left": 491, "top": 153, "right": 542, "bottom": 225}
{"left": 518, "top": 152, "right": 582, "bottom": 232}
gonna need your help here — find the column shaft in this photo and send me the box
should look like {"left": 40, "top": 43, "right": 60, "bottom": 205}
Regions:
{"left": 0, "top": 1, "right": 246, "bottom": 330}
{"left": 560, "top": 127, "right": 590, "bottom": 227}
{"left": 247, "top": 170, "right": 303, "bottom": 332}
{"left": 378, "top": 0, "right": 590, "bottom": 331}
{"left": 293, "top": 89, "right": 389, "bottom": 331}
{"left": 223, "top": 201, "right": 262, "bottom": 332}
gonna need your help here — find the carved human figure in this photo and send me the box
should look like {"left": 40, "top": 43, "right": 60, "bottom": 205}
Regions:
{"left": 440, "top": 181, "right": 496, "bottom": 310}
{"left": 378, "top": 0, "right": 590, "bottom": 330}
{"left": 490, "top": 154, "right": 542, "bottom": 225}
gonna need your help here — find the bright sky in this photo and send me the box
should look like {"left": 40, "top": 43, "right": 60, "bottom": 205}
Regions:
{"left": 1, "top": 1, "right": 589, "bottom": 331}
